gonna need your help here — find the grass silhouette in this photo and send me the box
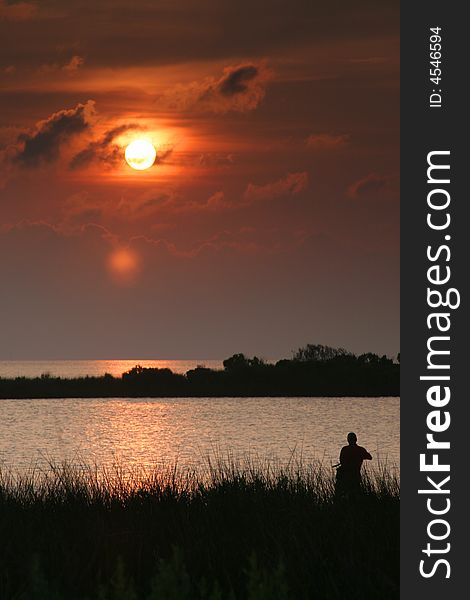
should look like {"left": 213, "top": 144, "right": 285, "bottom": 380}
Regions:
{"left": 0, "top": 457, "right": 399, "bottom": 599}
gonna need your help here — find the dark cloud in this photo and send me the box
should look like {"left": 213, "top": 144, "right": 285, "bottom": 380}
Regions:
{"left": 13, "top": 100, "right": 94, "bottom": 167}
{"left": 160, "top": 63, "right": 271, "bottom": 114}
{"left": 200, "top": 63, "right": 271, "bottom": 113}
{"left": 70, "top": 127, "right": 173, "bottom": 170}
{"left": 348, "top": 173, "right": 390, "bottom": 199}
{"left": 218, "top": 65, "right": 259, "bottom": 96}
{"left": 69, "top": 123, "right": 139, "bottom": 170}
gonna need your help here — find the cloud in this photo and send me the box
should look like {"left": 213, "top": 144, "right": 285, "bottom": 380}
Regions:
{"left": 128, "top": 227, "right": 272, "bottom": 259}
{"left": 348, "top": 57, "right": 388, "bottom": 65}
{"left": 59, "top": 191, "right": 104, "bottom": 228}
{"left": 174, "top": 190, "right": 231, "bottom": 214}
{"left": 205, "top": 191, "right": 228, "bottom": 210}
{"left": 162, "top": 63, "right": 272, "bottom": 114}
{"left": 198, "top": 153, "right": 235, "bottom": 167}
{"left": 60, "top": 186, "right": 183, "bottom": 227}
{"left": 177, "top": 191, "right": 231, "bottom": 213}
{"left": 116, "top": 189, "right": 228, "bottom": 217}
{"left": 69, "top": 123, "right": 139, "bottom": 170}
{"left": 218, "top": 65, "right": 259, "bottom": 96}
{"left": 11, "top": 100, "right": 95, "bottom": 167}
{"left": 1, "top": 1, "right": 398, "bottom": 72}
{"left": 0, "top": 0, "right": 36, "bottom": 21}
{"left": 144, "top": 172, "right": 308, "bottom": 217}
{"left": 244, "top": 172, "right": 309, "bottom": 203}
{"left": 63, "top": 55, "right": 84, "bottom": 71}
{"left": 39, "top": 55, "right": 85, "bottom": 73}
{"left": 122, "top": 189, "right": 178, "bottom": 218}
{"left": 69, "top": 126, "right": 173, "bottom": 171}
{"left": 347, "top": 173, "right": 390, "bottom": 199}
{"left": 306, "top": 133, "right": 349, "bottom": 149}
{"left": 190, "top": 228, "right": 269, "bottom": 256}
{"left": 154, "top": 145, "right": 174, "bottom": 165}
{"left": 165, "top": 172, "right": 309, "bottom": 216}
{"left": 201, "top": 63, "right": 272, "bottom": 112}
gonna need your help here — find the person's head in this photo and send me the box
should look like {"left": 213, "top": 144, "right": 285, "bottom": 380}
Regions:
{"left": 347, "top": 432, "right": 357, "bottom": 445}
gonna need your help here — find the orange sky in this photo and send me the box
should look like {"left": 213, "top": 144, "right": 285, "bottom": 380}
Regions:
{"left": 0, "top": 0, "right": 399, "bottom": 359}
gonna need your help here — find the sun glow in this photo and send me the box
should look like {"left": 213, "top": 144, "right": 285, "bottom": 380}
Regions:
{"left": 125, "top": 139, "right": 157, "bottom": 171}
{"left": 108, "top": 248, "right": 140, "bottom": 284}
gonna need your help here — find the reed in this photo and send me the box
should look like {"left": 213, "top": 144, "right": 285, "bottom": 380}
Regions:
{"left": 0, "top": 457, "right": 399, "bottom": 599}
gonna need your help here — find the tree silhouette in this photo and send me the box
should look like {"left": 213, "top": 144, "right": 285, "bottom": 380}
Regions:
{"left": 292, "top": 344, "right": 351, "bottom": 362}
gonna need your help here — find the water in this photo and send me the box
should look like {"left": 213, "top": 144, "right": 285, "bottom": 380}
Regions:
{"left": 0, "top": 397, "right": 399, "bottom": 472}
{"left": 0, "top": 359, "right": 223, "bottom": 379}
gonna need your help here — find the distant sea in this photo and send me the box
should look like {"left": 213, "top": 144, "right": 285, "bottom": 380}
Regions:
{"left": 0, "top": 359, "right": 223, "bottom": 379}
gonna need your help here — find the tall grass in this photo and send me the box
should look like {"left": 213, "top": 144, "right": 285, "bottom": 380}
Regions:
{"left": 0, "top": 458, "right": 399, "bottom": 599}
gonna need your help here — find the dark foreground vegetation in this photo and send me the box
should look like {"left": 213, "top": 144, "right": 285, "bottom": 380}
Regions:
{"left": 0, "top": 344, "right": 399, "bottom": 398}
{"left": 0, "top": 460, "right": 399, "bottom": 599}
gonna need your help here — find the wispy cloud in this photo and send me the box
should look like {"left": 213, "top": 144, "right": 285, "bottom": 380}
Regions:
{"left": 0, "top": 0, "right": 37, "bottom": 21}
{"left": 69, "top": 123, "right": 139, "bottom": 170}
{"left": 347, "top": 173, "right": 390, "bottom": 198}
{"left": 306, "top": 133, "right": 349, "bottom": 150}
{"left": 38, "top": 55, "right": 85, "bottom": 74}
{"left": 244, "top": 172, "right": 308, "bottom": 203}
{"left": 160, "top": 63, "right": 273, "bottom": 114}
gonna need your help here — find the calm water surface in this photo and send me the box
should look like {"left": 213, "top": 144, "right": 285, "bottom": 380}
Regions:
{"left": 0, "top": 397, "right": 399, "bottom": 472}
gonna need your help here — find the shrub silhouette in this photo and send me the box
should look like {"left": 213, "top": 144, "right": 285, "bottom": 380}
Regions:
{"left": 0, "top": 344, "right": 399, "bottom": 398}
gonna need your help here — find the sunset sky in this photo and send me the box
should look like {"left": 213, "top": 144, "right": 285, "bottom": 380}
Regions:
{"left": 0, "top": 0, "right": 399, "bottom": 360}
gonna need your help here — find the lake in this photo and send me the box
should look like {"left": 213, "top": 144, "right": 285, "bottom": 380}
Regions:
{"left": 0, "top": 396, "right": 399, "bottom": 473}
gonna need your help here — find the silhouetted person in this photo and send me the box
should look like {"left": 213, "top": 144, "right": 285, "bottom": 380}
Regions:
{"left": 336, "top": 432, "right": 372, "bottom": 496}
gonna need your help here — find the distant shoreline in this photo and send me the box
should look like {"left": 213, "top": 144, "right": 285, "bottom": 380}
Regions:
{"left": 0, "top": 358, "right": 225, "bottom": 379}
{"left": 0, "top": 346, "right": 399, "bottom": 399}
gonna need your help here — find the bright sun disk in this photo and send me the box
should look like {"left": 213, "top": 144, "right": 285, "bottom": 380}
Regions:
{"left": 125, "top": 139, "right": 157, "bottom": 171}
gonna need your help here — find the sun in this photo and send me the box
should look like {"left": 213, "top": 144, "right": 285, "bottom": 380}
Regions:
{"left": 125, "top": 139, "right": 157, "bottom": 171}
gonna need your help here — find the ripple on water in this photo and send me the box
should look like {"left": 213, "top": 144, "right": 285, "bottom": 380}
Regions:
{"left": 0, "top": 397, "right": 399, "bottom": 473}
